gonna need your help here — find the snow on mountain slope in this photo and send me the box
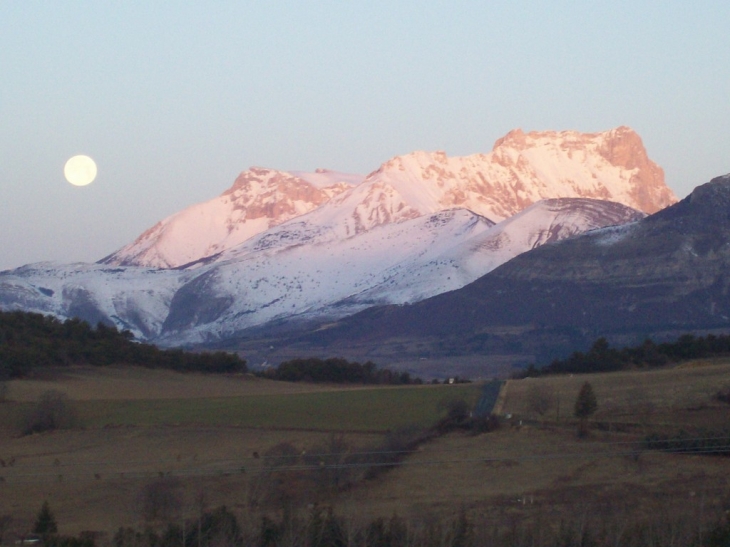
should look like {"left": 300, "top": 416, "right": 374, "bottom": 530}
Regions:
{"left": 0, "top": 198, "right": 645, "bottom": 345}
{"left": 0, "top": 263, "right": 182, "bottom": 339}
{"left": 289, "top": 169, "right": 365, "bottom": 189}
{"left": 157, "top": 198, "right": 643, "bottom": 345}
{"left": 102, "top": 168, "right": 362, "bottom": 268}
{"left": 338, "top": 198, "right": 646, "bottom": 309}
{"left": 0, "top": 126, "right": 674, "bottom": 346}
{"left": 158, "top": 209, "right": 496, "bottom": 344}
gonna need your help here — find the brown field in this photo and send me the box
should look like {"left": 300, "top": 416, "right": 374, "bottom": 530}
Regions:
{"left": 502, "top": 359, "right": 730, "bottom": 429}
{"left": 5, "top": 366, "right": 339, "bottom": 402}
{"left": 339, "top": 426, "right": 730, "bottom": 526}
{"left": 1, "top": 361, "right": 730, "bottom": 541}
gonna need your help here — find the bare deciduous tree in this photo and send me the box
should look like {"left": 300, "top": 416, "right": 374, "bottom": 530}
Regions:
{"left": 253, "top": 442, "right": 308, "bottom": 511}
{"left": 304, "top": 434, "right": 352, "bottom": 492}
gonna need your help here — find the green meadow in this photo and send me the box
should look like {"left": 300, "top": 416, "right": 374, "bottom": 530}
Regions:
{"left": 4, "top": 383, "right": 481, "bottom": 432}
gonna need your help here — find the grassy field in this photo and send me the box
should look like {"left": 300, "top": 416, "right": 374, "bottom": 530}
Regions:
{"left": 0, "top": 367, "right": 480, "bottom": 536}
{"left": 3, "top": 384, "right": 480, "bottom": 432}
{"left": 1, "top": 362, "right": 730, "bottom": 540}
{"left": 5, "top": 366, "right": 334, "bottom": 401}
{"left": 2, "top": 366, "right": 480, "bottom": 431}
{"left": 336, "top": 360, "right": 730, "bottom": 527}
{"left": 502, "top": 358, "right": 730, "bottom": 429}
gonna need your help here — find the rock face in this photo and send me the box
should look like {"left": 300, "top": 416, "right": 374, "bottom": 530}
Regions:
{"left": 102, "top": 126, "right": 675, "bottom": 268}
{"left": 101, "top": 168, "right": 361, "bottom": 268}
{"left": 295, "top": 126, "right": 674, "bottom": 242}
{"left": 305, "top": 174, "right": 730, "bottom": 357}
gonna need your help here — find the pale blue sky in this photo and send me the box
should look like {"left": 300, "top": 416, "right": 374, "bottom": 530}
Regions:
{"left": 2, "top": 1, "right": 729, "bottom": 270}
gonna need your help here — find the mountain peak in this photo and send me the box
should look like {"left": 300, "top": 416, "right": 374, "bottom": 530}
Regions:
{"left": 492, "top": 128, "right": 526, "bottom": 149}
{"left": 103, "top": 127, "right": 677, "bottom": 268}
{"left": 101, "top": 167, "right": 359, "bottom": 268}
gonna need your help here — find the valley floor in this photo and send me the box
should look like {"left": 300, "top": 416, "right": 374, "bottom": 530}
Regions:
{"left": 0, "top": 362, "right": 729, "bottom": 542}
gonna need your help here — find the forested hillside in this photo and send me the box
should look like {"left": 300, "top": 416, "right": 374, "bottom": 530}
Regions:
{"left": 0, "top": 310, "right": 246, "bottom": 378}
{"left": 258, "top": 357, "right": 423, "bottom": 384}
{"left": 519, "top": 334, "right": 730, "bottom": 377}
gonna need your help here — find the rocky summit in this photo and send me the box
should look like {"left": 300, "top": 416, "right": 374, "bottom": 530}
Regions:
{"left": 101, "top": 126, "right": 675, "bottom": 269}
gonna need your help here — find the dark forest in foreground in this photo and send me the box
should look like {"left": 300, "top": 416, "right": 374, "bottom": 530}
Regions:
{"left": 0, "top": 310, "right": 246, "bottom": 378}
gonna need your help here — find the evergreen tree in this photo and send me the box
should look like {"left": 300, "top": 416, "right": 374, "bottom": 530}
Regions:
{"left": 33, "top": 501, "right": 58, "bottom": 537}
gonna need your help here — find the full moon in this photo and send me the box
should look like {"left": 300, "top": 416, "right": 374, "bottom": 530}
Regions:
{"left": 64, "top": 155, "right": 97, "bottom": 186}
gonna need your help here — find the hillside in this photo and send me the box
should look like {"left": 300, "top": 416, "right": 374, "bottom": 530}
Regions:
{"left": 0, "top": 199, "right": 643, "bottom": 348}
{"left": 256, "top": 174, "right": 730, "bottom": 369}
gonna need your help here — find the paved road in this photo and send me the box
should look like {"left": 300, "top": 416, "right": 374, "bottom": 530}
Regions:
{"left": 474, "top": 380, "right": 505, "bottom": 416}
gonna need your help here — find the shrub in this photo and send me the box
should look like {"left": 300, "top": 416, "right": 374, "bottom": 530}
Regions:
{"left": 470, "top": 414, "right": 500, "bottom": 434}
{"left": 715, "top": 385, "right": 730, "bottom": 405}
{"left": 21, "top": 390, "right": 78, "bottom": 435}
{"left": 526, "top": 383, "right": 554, "bottom": 417}
{"left": 436, "top": 398, "right": 471, "bottom": 432}
{"left": 574, "top": 382, "right": 598, "bottom": 420}
{"left": 138, "top": 478, "right": 183, "bottom": 523}
{"left": 362, "top": 425, "right": 430, "bottom": 481}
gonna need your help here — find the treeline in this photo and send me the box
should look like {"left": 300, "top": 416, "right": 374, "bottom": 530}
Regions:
{"left": 19, "top": 500, "right": 730, "bottom": 547}
{"left": 0, "top": 311, "right": 246, "bottom": 378}
{"left": 258, "top": 357, "right": 422, "bottom": 385}
{"left": 517, "top": 333, "right": 730, "bottom": 377}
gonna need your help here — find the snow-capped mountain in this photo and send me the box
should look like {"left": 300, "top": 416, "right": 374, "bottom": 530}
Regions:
{"left": 103, "top": 126, "right": 675, "bottom": 269}
{"left": 319, "top": 125, "right": 672, "bottom": 238}
{"left": 0, "top": 126, "right": 677, "bottom": 347}
{"left": 102, "top": 168, "right": 363, "bottom": 268}
{"left": 0, "top": 198, "right": 644, "bottom": 344}
{"left": 311, "top": 174, "right": 730, "bottom": 363}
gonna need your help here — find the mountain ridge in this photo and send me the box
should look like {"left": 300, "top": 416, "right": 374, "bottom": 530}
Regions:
{"left": 103, "top": 126, "right": 675, "bottom": 269}
{"left": 286, "top": 173, "right": 730, "bottom": 364}
{"left": 101, "top": 168, "right": 363, "bottom": 268}
{"left": 0, "top": 198, "right": 643, "bottom": 345}
{"left": 0, "top": 127, "right": 681, "bottom": 365}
